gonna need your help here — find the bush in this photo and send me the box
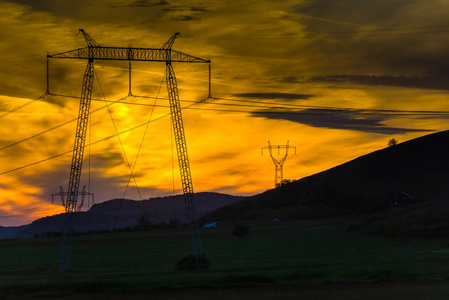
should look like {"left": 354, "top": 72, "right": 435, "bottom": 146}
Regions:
{"left": 232, "top": 224, "right": 250, "bottom": 238}
{"left": 175, "top": 254, "right": 210, "bottom": 271}
{"left": 135, "top": 214, "right": 152, "bottom": 230}
{"left": 169, "top": 218, "right": 182, "bottom": 229}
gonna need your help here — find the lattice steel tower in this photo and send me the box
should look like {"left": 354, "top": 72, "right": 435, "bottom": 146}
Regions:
{"left": 262, "top": 141, "right": 296, "bottom": 187}
{"left": 48, "top": 29, "right": 209, "bottom": 273}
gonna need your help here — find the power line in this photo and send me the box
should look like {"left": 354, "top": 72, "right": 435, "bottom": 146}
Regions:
{"left": 2, "top": 92, "right": 449, "bottom": 154}
{"left": 212, "top": 97, "right": 449, "bottom": 115}
{"left": 116, "top": 100, "right": 449, "bottom": 116}
{"left": 96, "top": 69, "right": 143, "bottom": 200}
{"left": 185, "top": 25, "right": 449, "bottom": 40}
{"left": 0, "top": 97, "right": 207, "bottom": 176}
{"left": 0, "top": 35, "right": 77, "bottom": 75}
{"left": 0, "top": 94, "right": 132, "bottom": 152}
{"left": 0, "top": 93, "right": 49, "bottom": 120}
{"left": 53, "top": 93, "right": 449, "bottom": 116}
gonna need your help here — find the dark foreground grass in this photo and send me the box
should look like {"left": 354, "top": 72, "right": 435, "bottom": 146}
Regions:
{"left": 35, "top": 282, "right": 449, "bottom": 300}
{"left": 1, "top": 218, "right": 449, "bottom": 299}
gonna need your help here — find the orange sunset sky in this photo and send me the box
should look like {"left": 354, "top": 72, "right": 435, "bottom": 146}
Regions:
{"left": 1, "top": 0, "right": 449, "bottom": 226}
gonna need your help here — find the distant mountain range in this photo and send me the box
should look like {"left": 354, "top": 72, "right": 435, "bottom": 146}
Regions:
{"left": 0, "top": 192, "right": 244, "bottom": 239}
{"left": 201, "top": 130, "right": 449, "bottom": 223}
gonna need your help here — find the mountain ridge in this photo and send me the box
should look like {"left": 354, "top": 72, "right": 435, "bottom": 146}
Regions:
{"left": 0, "top": 192, "right": 244, "bottom": 239}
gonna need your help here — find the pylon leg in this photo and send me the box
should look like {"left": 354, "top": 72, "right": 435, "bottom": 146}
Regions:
{"left": 166, "top": 62, "right": 202, "bottom": 265}
{"left": 59, "top": 60, "right": 94, "bottom": 274}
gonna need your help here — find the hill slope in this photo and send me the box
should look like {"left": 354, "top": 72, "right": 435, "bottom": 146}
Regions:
{"left": 201, "top": 130, "right": 449, "bottom": 222}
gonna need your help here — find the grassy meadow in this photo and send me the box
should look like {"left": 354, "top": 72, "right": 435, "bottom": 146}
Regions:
{"left": 2, "top": 219, "right": 449, "bottom": 299}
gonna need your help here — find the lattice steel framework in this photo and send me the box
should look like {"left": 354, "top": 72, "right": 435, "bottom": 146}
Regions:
{"left": 262, "top": 141, "right": 296, "bottom": 187}
{"left": 166, "top": 61, "right": 202, "bottom": 263}
{"left": 56, "top": 30, "right": 98, "bottom": 274}
{"left": 50, "top": 47, "right": 208, "bottom": 63}
{"left": 49, "top": 29, "right": 209, "bottom": 273}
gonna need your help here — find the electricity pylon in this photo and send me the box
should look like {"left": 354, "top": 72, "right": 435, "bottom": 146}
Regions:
{"left": 52, "top": 185, "right": 94, "bottom": 211}
{"left": 262, "top": 141, "right": 296, "bottom": 187}
{"left": 48, "top": 29, "right": 210, "bottom": 273}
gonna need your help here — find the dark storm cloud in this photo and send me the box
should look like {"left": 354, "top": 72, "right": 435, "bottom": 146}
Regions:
{"left": 281, "top": 76, "right": 300, "bottom": 84}
{"left": 90, "top": 152, "right": 125, "bottom": 169}
{"left": 286, "top": 0, "right": 449, "bottom": 84}
{"left": 171, "top": 15, "right": 196, "bottom": 21}
{"left": 203, "top": 151, "right": 240, "bottom": 161}
{"left": 163, "top": 5, "right": 209, "bottom": 12}
{"left": 252, "top": 109, "right": 434, "bottom": 135}
{"left": 292, "top": 0, "right": 407, "bottom": 26}
{"left": 123, "top": 0, "right": 169, "bottom": 7}
{"left": 233, "top": 92, "right": 313, "bottom": 100}
{"left": 308, "top": 74, "right": 449, "bottom": 91}
{"left": 11, "top": 0, "right": 168, "bottom": 9}
{"left": 164, "top": 4, "right": 209, "bottom": 21}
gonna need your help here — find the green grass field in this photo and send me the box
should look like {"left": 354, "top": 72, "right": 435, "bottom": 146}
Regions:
{"left": 2, "top": 219, "right": 449, "bottom": 299}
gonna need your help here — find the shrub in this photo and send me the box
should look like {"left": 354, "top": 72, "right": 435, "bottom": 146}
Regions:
{"left": 175, "top": 254, "right": 210, "bottom": 271}
{"left": 232, "top": 224, "right": 250, "bottom": 238}
{"left": 169, "top": 218, "right": 182, "bottom": 229}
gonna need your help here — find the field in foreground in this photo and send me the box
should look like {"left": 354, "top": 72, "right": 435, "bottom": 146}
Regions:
{"left": 2, "top": 219, "right": 449, "bottom": 299}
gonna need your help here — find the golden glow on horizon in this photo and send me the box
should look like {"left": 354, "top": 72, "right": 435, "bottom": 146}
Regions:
{"left": 1, "top": 0, "right": 449, "bottom": 226}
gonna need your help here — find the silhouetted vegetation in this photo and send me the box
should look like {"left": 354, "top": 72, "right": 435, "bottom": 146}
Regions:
{"left": 368, "top": 210, "right": 449, "bottom": 238}
{"left": 169, "top": 218, "right": 182, "bottom": 229}
{"left": 232, "top": 224, "right": 250, "bottom": 238}
{"left": 34, "top": 220, "right": 189, "bottom": 239}
{"left": 388, "top": 138, "right": 398, "bottom": 147}
{"left": 136, "top": 214, "right": 152, "bottom": 230}
{"left": 201, "top": 177, "right": 388, "bottom": 223}
{"left": 175, "top": 254, "right": 210, "bottom": 270}
{"left": 276, "top": 178, "right": 293, "bottom": 187}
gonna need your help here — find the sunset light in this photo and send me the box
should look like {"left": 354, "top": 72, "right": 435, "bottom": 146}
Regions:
{"left": 1, "top": 0, "right": 449, "bottom": 227}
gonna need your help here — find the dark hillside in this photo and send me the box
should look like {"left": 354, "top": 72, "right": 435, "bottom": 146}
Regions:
{"left": 201, "top": 130, "right": 449, "bottom": 223}
{"left": 317, "top": 130, "right": 449, "bottom": 201}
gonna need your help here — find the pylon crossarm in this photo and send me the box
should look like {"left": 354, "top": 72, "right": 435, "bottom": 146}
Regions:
{"left": 78, "top": 29, "right": 100, "bottom": 48}
{"left": 161, "top": 33, "right": 180, "bottom": 50}
{"left": 48, "top": 47, "right": 209, "bottom": 63}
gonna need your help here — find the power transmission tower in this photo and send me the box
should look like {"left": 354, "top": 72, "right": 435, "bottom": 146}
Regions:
{"left": 52, "top": 185, "right": 94, "bottom": 210}
{"left": 48, "top": 29, "right": 210, "bottom": 273}
{"left": 261, "top": 141, "right": 296, "bottom": 187}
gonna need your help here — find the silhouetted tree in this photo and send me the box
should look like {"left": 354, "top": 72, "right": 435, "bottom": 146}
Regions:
{"left": 277, "top": 179, "right": 293, "bottom": 187}
{"left": 388, "top": 138, "right": 398, "bottom": 147}
{"left": 136, "top": 214, "right": 151, "bottom": 230}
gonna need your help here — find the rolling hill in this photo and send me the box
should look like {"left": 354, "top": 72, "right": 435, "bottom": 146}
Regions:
{"left": 201, "top": 130, "right": 449, "bottom": 224}
{"left": 0, "top": 192, "right": 243, "bottom": 239}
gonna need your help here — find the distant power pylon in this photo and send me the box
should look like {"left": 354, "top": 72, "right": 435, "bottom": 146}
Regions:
{"left": 261, "top": 141, "right": 296, "bottom": 187}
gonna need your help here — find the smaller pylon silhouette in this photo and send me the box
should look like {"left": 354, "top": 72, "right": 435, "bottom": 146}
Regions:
{"left": 262, "top": 141, "right": 296, "bottom": 187}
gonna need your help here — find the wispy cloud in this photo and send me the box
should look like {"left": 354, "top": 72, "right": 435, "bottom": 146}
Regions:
{"left": 233, "top": 92, "right": 313, "bottom": 101}
{"left": 308, "top": 74, "right": 449, "bottom": 91}
{"left": 252, "top": 108, "right": 435, "bottom": 135}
